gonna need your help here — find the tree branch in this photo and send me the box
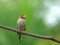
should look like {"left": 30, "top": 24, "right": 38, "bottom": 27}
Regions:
{"left": 0, "top": 25, "right": 60, "bottom": 43}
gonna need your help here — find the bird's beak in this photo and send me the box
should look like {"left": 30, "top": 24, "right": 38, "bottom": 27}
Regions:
{"left": 23, "top": 15, "right": 25, "bottom": 19}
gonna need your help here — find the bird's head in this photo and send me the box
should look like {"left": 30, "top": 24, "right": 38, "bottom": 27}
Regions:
{"left": 19, "top": 14, "right": 25, "bottom": 19}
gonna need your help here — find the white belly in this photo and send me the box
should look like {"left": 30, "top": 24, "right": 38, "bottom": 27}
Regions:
{"left": 17, "top": 19, "right": 25, "bottom": 31}
{"left": 17, "top": 19, "right": 25, "bottom": 26}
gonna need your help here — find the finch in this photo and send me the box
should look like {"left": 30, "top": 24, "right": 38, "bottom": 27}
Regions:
{"left": 17, "top": 14, "right": 25, "bottom": 42}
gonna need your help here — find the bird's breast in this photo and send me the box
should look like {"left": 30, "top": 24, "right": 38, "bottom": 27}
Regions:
{"left": 17, "top": 19, "right": 25, "bottom": 26}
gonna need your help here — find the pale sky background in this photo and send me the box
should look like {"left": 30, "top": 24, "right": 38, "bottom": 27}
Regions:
{"left": 44, "top": 0, "right": 60, "bottom": 27}
{"left": 34, "top": 0, "right": 60, "bottom": 27}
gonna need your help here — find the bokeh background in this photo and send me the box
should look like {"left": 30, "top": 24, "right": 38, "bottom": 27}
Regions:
{"left": 0, "top": 0, "right": 60, "bottom": 45}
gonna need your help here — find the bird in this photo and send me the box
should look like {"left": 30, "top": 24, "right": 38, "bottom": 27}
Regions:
{"left": 17, "top": 14, "right": 25, "bottom": 42}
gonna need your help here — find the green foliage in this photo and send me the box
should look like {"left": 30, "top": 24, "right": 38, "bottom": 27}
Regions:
{"left": 0, "top": 0, "right": 60, "bottom": 45}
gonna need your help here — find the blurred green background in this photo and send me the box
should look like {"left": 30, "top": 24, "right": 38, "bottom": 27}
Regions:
{"left": 0, "top": 0, "right": 60, "bottom": 45}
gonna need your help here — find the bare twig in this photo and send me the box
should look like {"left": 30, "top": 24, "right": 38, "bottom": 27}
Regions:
{"left": 0, "top": 25, "right": 60, "bottom": 43}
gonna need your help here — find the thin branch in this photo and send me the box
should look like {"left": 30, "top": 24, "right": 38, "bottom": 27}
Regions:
{"left": 0, "top": 25, "right": 60, "bottom": 43}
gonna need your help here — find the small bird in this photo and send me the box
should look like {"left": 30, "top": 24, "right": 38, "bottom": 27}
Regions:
{"left": 17, "top": 14, "right": 25, "bottom": 42}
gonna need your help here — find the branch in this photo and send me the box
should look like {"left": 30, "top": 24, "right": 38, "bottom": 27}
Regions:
{"left": 0, "top": 25, "right": 60, "bottom": 43}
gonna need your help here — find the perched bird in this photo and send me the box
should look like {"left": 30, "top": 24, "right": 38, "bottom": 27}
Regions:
{"left": 17, "top": 14, "right": 25, "bottom": 42}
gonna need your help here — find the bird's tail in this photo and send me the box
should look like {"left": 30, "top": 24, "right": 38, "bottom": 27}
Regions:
{"left": 18, "top": 32, "right": 21, "bottom": 42}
